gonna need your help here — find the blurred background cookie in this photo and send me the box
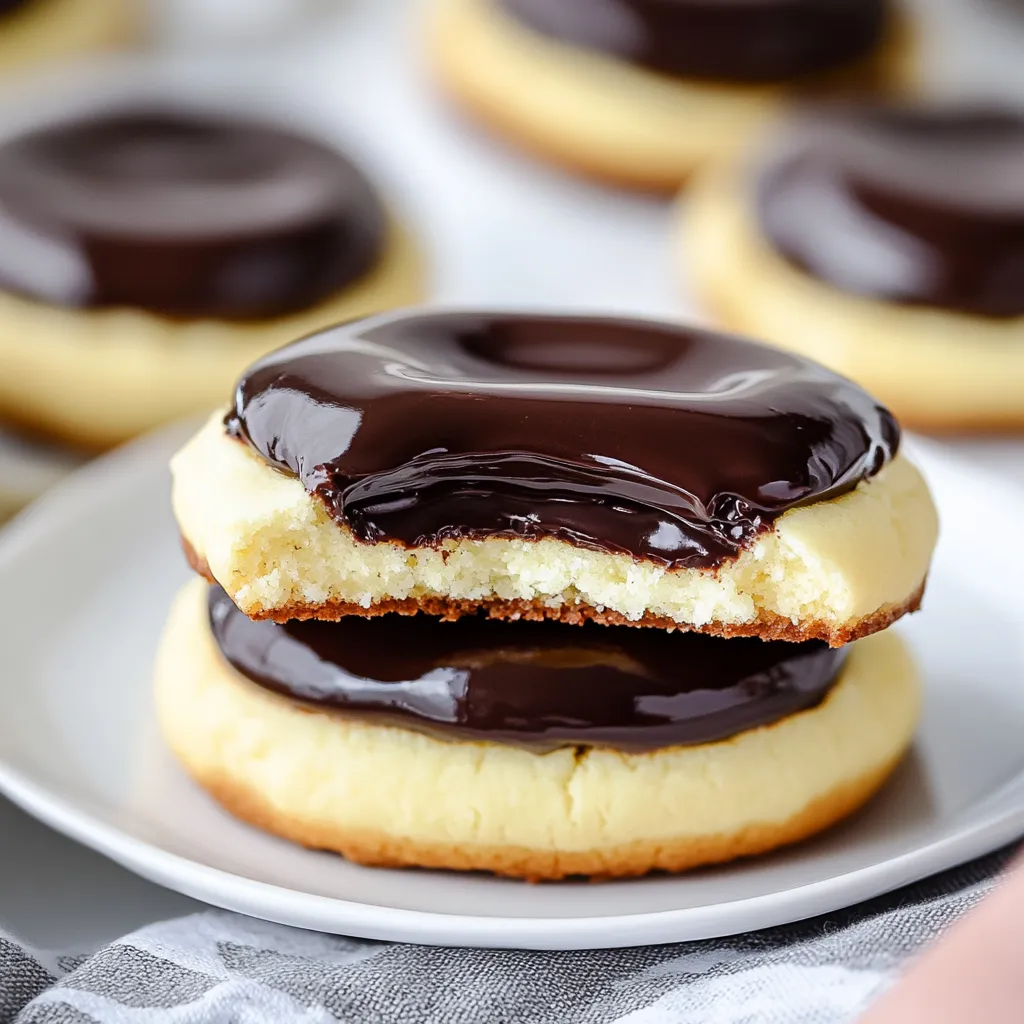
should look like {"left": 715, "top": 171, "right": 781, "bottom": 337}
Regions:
{"left": 0, "top": 95, "right": 422, "bottom": 449}
{"left": 684, "top": 104, "right": 1024, "bottom": 431}
{"left": 426, "top": 0, "right": 915, "bottom": 190}
{"left": 0, "top": 0, "right": 134, "bottom": 78}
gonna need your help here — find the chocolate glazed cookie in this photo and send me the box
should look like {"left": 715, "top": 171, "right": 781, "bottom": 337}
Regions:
{"left": 427, "top": 0, "right": 912, "bottom": 190}
{"left": 155, "top": 577, "right": 922, "bottom": 879}
{"left": 756, "top": 106, "right": 1024, "bottom": 317}
{"left": 684, "top": 103, "right": 1024, "bottom": 430}
{"left": 226, "top": 312, "right": 899, "bottom": 570}
{"left": 0, "top": 106, "right": 420, "bottom": 448}
{"left": 499, "top": 0, "right": 889, "bottom": 81}
{"left": 0, "top": 110, "right": 386, "bottom": 319}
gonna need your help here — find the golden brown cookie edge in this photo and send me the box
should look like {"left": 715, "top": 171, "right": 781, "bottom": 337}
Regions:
{"left": 182, "top": 535, "right": 925, "bottom": 646}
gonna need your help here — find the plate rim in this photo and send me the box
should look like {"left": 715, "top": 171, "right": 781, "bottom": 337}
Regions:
{"left": 0, "top": 422, "right": 1022, "bottom": 950}
{"left": 1, "top": 758, "right": 1022, "bottom": 950}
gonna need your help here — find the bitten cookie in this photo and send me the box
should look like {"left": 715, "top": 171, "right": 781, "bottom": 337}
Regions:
{"left": 685, "top": 105, "right": 1024, "bottom": 431}
{"left": 0, "top": 107, "right": 422, "bottom": 448}
{"left": 172, "top": 310, "right": 937, "bottom": 645}
{"left": 155, "top": 577, "right": 920, "bottom": 880}
{"left": 426, "top": 0, "right": 915, "bottom": 190}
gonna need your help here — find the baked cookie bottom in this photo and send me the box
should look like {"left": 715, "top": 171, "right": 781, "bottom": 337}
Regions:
{"left": 0, "top": 0, "right": 133, "bottom": 76}
{"left": 0, "top": 218, "right": 421, "bottom": 449}
{"left": 172, "top": 413, "right": 938, "bottom": 645}
{"left": 684, "top": 163, "right": 1024, "bottom": 432}
{"left": 426, "top": 0, "right": 916, "bottom": 191}
{"left": 155, "top": 578, "right": 920, "bottom": 880}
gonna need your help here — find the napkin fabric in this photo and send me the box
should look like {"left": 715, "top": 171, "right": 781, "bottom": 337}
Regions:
{"left": 0, "top": 846, "right": 1015, "bottom": 1024}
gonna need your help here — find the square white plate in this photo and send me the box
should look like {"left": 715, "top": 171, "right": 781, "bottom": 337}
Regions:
{"left": 0, "top": 425, "right": 1020, "bottom": 949}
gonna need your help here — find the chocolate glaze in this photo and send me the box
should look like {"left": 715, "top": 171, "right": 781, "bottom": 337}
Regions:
{"left": 0, "top": 0, "right": 34, "bottom": 16}
{"left": 756, "top": 106, "right": 1024, "bottom": 317}
{"left": 0, "top": 110, "right": 385, "bottom": 318}
{"left": 226, "top": 312, "right": 898, "bottom": 569}
{"left": 209, "top": 585, "right": 845, "bottom": 751}
{"left": 497, "top": 0, "right": 888, "bottom": 82}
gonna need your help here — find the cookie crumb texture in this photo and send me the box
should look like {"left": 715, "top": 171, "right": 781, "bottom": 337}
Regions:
{"left": 173, "top": 414, "right": 937, "bottom": 645}
{"left": 156, "top": 578, "right": 919, "bottom": 880}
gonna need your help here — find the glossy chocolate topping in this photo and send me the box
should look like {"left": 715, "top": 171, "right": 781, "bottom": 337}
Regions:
{"left": 756, "top": 106, "right": 1024, "bottom": 317}
{"left": 0, "top": 109, "right": 385, "bottom": 318}
{"left": 497, "top": 0, "right": 888, "bottom": 82}
{"left": 227, "top": 312, "right": 899, "bottom": 569}
{"left": 209, "top": 585, "right": 845, "bottom": 751}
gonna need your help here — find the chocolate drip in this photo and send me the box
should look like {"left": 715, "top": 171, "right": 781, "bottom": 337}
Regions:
{"left": 756, "top": 106, "right": 1024, "bottom": 317}
{"left": 0, "top": 109, "right": 385, "bottom": 318}
{"left": 209, "top": 585, "right": 845, "bottom": 751}
{"left": 226, "top": 311, "right": 898, "bottom": 569}
{"left": 497, "top": 0, "right": 888, "bottom": 82}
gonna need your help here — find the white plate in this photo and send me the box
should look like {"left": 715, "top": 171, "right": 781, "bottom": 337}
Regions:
{"left": 0, "top": 425, "right": 1021, "bottom": 950}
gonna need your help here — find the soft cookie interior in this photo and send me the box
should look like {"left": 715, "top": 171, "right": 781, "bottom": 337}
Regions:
{"left": 173, "top": 412, "right": 937, "bottom": 646}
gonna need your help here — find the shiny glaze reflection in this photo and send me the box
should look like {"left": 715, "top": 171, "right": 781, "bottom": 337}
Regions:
{"left": 498, "top": 0, "right": 888, "bottom": 81}
{"left": 0, "top": 110, "right": 385, "bottom": 318}
{"left": 210, "top": 586, "right": 846, "bottom": 751}
{"left": 756, "top": 106, "right": 1024, "bottom": 317}
{"left": 227, "top": 312, "right": 898, "bottom": 569}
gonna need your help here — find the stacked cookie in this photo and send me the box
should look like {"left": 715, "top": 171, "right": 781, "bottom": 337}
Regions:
{"left": 157, "top": 310, "right": 938, "bottom": 880}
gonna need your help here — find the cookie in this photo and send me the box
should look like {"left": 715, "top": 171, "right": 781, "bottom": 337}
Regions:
{"left": 0, "top": 0, "right": 132, "bottom": 77}
{"left": 426, "top": 0, "right": 915, "bottom": 190}
{"left": 0, "top": 108, "right": 422, "bottom": 448}
{"left": 172, "top": 311, "right": 937, "bottom": 645}
{"left": 155, "top": 577, "right": 919, "bottom": 880}
{"left": 685, "top": 105, "right": 1024, "bottom": 430}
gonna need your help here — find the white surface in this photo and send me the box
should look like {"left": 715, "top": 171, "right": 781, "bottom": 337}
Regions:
{"left": 0, "top": 425, "right": 1021, "bottom": 950}
{"left": 0, "top": 0, "right": 1022, "bottom": 952}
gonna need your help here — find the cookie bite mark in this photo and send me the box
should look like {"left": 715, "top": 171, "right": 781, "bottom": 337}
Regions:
{"left": 224, "top": 311, "right": 899, "bottom": 571}
{"left": 172, "top": 314, "right": 935, "bottom": 642}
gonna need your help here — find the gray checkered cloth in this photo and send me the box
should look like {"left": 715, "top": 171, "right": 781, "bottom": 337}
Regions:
{"left": 0, "top": 847, "right": 1014, "bottom": 1024}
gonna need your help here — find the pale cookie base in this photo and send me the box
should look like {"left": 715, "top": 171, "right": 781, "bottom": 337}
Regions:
{"left": 684, "top": 163, "right": 1024, "bottom": 432}
{"left": 172, "top": 414, "right": 938, "bottom": 645}
{"left": 0, "top": 0, "right": 133, "bottom": 76}
{"left": 426, "top": 0, "right": 916, "bottom": 191}
{"left": 155, "top": 578, "right": 919, "bottom": 880}
{"left": 0, "top": 219, "right": 422, "bottom": 449}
